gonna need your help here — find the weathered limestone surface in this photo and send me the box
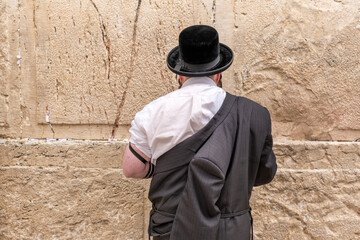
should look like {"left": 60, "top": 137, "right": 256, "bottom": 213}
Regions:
{"left": 1, "top": 140, "right": 359, "bottom": 239}
{"left": 0, "top": 167, "right": 146, "bottom": 240}
{"left": 0, "top": 0, "right": 359, "bottom": 140}
{"left": 251, "top": 141, "right": 360, "bottom": 239}
{"left": 35, "top": 0, "right": 136, "bottom": 125}
{"left": 0, "top": 139, "right": 126, "bottom": 168}
{"left": 252, "top": 169, "right": 360, "bottom": 240}
{"left": 0, "top": 1, "right": 8, "bottom": 127}
{"left": 1, "top": 0, "right": 359, "bottom": 239}
{"left": 0, "top": 1, "right": 11, "bottom": 129}
{"left": 232, "top": 0, "right": 360, "bottom": 141}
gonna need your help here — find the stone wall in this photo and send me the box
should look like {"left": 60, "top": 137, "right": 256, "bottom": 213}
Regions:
{"left": 0, "top": 0, "right": 359, "bottom": 140}
{"left": 1, "top": 140, "right": 359, "bottom": 239}
{"left": 1, "top": 0, "right": 360, "bottom": 239}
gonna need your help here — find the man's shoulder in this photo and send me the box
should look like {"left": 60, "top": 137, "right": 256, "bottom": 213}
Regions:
{"left": 143, "top": 90, "right": 179, "bottom": 109}
{"left": 230, "top": 94, "right": 269, "bottom": 115}
{"left": 138, "top": 89, "right": 180, "bottom": 118}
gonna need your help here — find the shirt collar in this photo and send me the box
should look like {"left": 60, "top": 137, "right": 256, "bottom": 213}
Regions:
{"left": 181, "top": 76, "right": 217, "bottom": 88}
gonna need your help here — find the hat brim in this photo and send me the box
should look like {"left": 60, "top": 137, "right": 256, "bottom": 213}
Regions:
{"left": 167, "top": 43, "right": 234, "bottom": 77}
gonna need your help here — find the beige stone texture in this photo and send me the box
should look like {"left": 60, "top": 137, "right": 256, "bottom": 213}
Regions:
{"left": 0, "top": 166, "right": 146, "bottom": 240}
{"left": 1, "top": 140, "right": 360, "bottom": 239}
{"left": 0, "top": 0, "right": 359, "bottom": 140}
{"left": 251, "top": 141, "right": 360, "bottom": 239}
{"left": 231, "top": 0, "right": 360, "bottom": 141}
{"left": 0, "top": 1, "right": 10, "bottom": 128}
{"left": 0, "top": 139, "right": 126, "bottom": 168}
{"left": 1, "top": 0, "right": 360, "bottom": 239}
{"left": 0, "top": 0, "right": 217, "bottom": 140}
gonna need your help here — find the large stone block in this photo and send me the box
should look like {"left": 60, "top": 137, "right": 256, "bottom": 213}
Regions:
{"left": 0, "top": 0, "right": 27, "bottom": 137}
{"left": 0, "top": 139, "right": 126, "bottom": 168}
{"left": 33, "top": 0, "right": 215, "bottom": 127}
{"left": 274, "top": 141, "right": 360, "bottom": 170}
{"left": 232, "top": 0, "right": 360, "bottom": 141}
{"left": 251, "top": 169, "right": 360, "bottom": 240}
{"left": 1, "top": 0, "right": 360, "bottom": 140}
{"left": 250, "top": 141, "right": 360, "bottom": 239}
{"left": 35, "top": 0, "right": 137, "bottom": 125}
{"left": 1, "top": 140, "right": 360, "bottom": 239}
{"left": 0, "top": 166, "right": 145, "bottom": 240}
{"left": 2, "top": 0, "right": 222, "bottom": 139}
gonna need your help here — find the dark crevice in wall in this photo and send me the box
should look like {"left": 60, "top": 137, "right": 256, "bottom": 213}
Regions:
{"left": 32, "top": 2, "right": 37, "bottom": 38}
{"left": 111, "top": 0, "right": 142, "bottom": 138}
{"left": 212, "top": 0, "right": 216, "bottom": 24}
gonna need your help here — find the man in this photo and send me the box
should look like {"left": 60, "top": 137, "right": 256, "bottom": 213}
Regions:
{"left": 123, "top": 25, "right": 277, "bottom": 240}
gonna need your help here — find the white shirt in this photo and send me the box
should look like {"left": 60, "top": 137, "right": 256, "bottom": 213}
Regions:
{"left": 129, "top": 77, "right": 226, "bottom": 165}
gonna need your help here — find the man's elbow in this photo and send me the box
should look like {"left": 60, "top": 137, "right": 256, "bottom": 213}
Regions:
{"left": 122, "top": 155, "right": 146, "bottom": 178}
{"left": 124, "top": 166, "right": 143, "bottom": 179}
{"left": 123, "top": 167, "right": 134, "bottom": 178}
{"left": 122, "top": 158, "right": 136, "bottom": 178}
{"left": 254, "top": 152, "right": 277, "bottom": 186}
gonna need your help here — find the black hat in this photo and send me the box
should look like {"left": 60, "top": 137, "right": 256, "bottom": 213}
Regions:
{"left": 167, "top": 25, "right": 233, "bottom": 77}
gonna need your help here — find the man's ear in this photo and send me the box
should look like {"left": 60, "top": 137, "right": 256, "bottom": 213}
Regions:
{"left": 217, "top": 74, "right": 222, "bottom": 88}
{"left": 215, "top": 73, "right": 222, "bottom": 88}
{"left": 178, "top": 75, "right": 183, "bottom": 89}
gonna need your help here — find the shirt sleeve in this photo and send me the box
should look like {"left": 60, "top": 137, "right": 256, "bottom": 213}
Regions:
{"left": 129, "top": 107, "right": 152, "bottom": 159}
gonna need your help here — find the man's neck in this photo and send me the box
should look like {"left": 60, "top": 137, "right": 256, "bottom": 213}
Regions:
{"left": 182, "top": 75, "right": 217, "bottom": 84}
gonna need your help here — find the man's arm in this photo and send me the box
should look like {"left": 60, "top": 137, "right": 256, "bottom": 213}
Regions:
{"left": 123, "top": 143, "right": 154, "bottom": 179}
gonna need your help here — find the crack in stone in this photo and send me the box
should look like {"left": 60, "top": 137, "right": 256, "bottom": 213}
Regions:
{"left": 104, "top": 108, "right": 110, "bottom": 125}
{"left": 89, "top": 0, "right": 113, "bottom": 97}
{"left": 55, "top": 79, "right": 61, "bottom": 101}
{"left": 111, "top": 0, "right": 142, "bottom": 138}
{"left": 32, "top": 2, "right": 37, "bottom": 38}
{"left": 212, "top": 0, "right": 216, "bottom": 24}
{"left": 201, "top": 2, "right": 211, "bottom": 18}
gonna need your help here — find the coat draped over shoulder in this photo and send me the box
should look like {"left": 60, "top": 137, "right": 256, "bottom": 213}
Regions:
{"left": 148, "top": 93, "right": 277, "bottom": 240}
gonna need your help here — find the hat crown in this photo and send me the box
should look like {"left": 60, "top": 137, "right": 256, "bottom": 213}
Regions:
{"left": 166, "top": 25, "right": 233, "bottom": 77}
{"left": 179, "top": 25, "right": 220, "bottom": 65}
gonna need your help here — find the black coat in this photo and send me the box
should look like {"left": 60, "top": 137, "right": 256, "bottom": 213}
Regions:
{"left": 148, "top": 93, "right": 277, "bottom": 240}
